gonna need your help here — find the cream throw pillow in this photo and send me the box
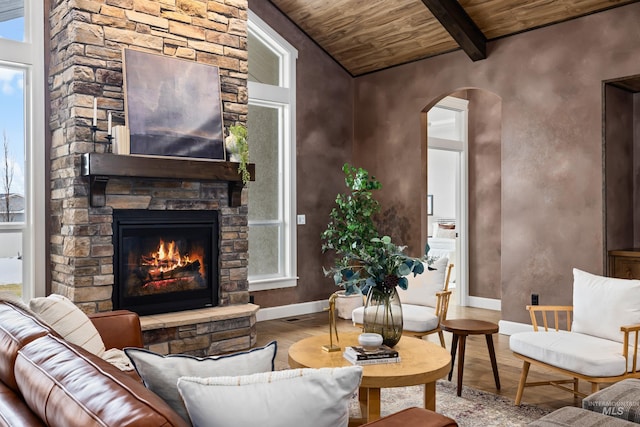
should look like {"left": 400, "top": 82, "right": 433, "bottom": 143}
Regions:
{"left": 177, "top": 366, "right": 363, "bottom": 427}
{"left": 572, "top": 269, "right": 640, "bottom": 343}
{"left": 29, "top": 294, "right": 134, "bottom": 371}
{"left": 397, "top": 257, "right": 448, "bottom": 307}
{"left": 29, "top": 294, "right": 106, "bottom": 356}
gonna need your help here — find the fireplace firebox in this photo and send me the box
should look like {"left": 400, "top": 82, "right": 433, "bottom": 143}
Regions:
{"left": 112, "top": 210, "right": 219, "bottom": 315}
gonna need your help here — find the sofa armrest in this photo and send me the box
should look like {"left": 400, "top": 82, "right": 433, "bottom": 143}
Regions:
{"left": 620, "top": 324, "right": 640, "bottom": 334}
{"left": 434, "top": 290, "right": 452, "bottom": 322}
{"left": 89, "top": 310, "right": 144, "bottom": 349}
{"left": 621, "top": 323, "right": 640, "bottom": 373}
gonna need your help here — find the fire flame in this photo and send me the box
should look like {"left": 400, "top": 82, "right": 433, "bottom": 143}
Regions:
{"left": 141, "top": 239, "right": 204, "bottom": 276}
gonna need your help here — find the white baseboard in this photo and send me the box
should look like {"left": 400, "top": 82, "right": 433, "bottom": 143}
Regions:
{"left": 258, "top": 297, "right": 535, "bottom": 344}
{"left": 498, "top": 320, "right": 533, "bottom": 336}
{"left": 257, "top": 297, "right": 521, "bottom": 336}
{"left": 256, "top": 299, "right": 327, "bottom": 322}
{"left": 466, "top": 296, "right": 501, "bottom": 311}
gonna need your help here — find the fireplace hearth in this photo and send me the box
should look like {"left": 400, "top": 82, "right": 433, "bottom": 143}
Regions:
{"left": 112, "top": 210, "right": 219, "bottom": 316}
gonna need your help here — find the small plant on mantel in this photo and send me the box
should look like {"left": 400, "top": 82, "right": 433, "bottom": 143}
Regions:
{"left": 225, "top": 124, "right": 250, "bottom": 185}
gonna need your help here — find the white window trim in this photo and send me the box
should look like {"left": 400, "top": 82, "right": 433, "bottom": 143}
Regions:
{"left": 247, "top": 10, "right": 296, "bottom": 88}
{"left": 247, "top": 10, "right": 298, "bottom": 292}
{"left": 0, "top": 0, "right": 46, "bottom": 300}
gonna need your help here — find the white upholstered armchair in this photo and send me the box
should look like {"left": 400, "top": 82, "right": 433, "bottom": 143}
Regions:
{"left": 510, "top": 269, "right": 640, "bottom": 405}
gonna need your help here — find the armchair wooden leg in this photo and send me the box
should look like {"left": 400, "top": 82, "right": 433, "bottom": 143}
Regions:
{"left": 573, "top": 378, "right": 579, "bottom": 399}
{"left": 438, "top": 331, "right": 446, "bottom": 348}
{"left": 591, "top": 382, "right": 600, "bottom": 394}
{"left": 515, "top": 361, "right": 530, "bottom": 405}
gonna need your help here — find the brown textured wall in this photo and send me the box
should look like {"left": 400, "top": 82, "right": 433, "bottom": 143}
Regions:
{"left": 353, "top": 3, "right": 640, "bottom": 323}
{"left": 605, "top": 85, "right": 634, "bottom": 256}
{"left": 352, "top": 78, "right": 427, "bottom": 256}
{"left": 248, "top": 1, "right": 354, "bottom": 308}
{"left": 467, "top": 90, "right": 502, "bottom": 299}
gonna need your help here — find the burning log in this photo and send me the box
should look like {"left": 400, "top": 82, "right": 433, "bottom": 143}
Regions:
{"left": 147, "top": 259, "right": 201, "bottom": 281}
{"left": 125, "top": 239, "right": 207, "bottom": 296}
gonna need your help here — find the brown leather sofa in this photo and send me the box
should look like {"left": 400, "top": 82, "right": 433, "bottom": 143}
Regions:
{"left": 0, "top": 299, "right": 188, "bottom": 427}
{"left": 0, "top": 298, "right": 456, "bottom": 426}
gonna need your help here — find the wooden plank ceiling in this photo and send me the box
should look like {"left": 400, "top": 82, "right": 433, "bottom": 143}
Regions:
{"left": 269, "top": 0, "right": 638, "bottom": 76}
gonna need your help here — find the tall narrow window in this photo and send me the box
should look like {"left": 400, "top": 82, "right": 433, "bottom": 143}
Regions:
{"left": 0, "top": 0, "right": 45, "bottom": 299}
{"left": 0, "top": 64, "right": 25, "bottom": 296}
{"left": 247, "top": 10, "right": 297, "bottom": 291}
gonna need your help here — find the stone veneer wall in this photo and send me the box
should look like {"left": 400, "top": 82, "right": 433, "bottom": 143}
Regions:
{"left": 48, "top": 0, "right": 250, "bottom": 326}
{"left": 141, "top": 305, "right": 259, "bottom": 355}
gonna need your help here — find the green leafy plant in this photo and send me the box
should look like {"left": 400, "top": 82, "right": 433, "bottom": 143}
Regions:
{"left": 225, "top": 124, "right": 250, "bottom": 185}
{"left": 324, "top": 236, "right": 425, "bottom": 295}
{"left": 321, "top": 164, "right": 382, "bottom": 263}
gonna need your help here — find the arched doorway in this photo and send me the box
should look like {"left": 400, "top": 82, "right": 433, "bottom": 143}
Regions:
{"left": 423, "top": 89, "right": 502, "bottom": 309}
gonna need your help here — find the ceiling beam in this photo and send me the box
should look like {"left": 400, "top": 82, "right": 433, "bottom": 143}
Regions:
{"left": 421, "top": 0, "right": 487, "bottom": 61}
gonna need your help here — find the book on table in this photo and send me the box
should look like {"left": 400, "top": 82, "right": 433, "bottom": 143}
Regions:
{"left": 343, "top": 345, "right": 400, "bottom": 365}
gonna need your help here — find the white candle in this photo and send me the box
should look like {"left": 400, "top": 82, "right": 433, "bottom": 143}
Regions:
{"left": 92, "top": 97, "right": 97, "bottom": 126}
{"left": 107, "top": 111, "right": 112, "bottom": 136}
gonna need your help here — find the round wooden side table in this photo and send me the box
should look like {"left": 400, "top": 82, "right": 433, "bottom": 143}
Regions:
{"left": 440, "top": 319, "right": 500, "bottom": 396}
{"left": 288, "top": 332, "right": 451, "bottom": 424}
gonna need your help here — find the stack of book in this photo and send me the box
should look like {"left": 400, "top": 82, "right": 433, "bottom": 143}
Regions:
{"left": 343, "top": 345, "right": 400, "bottom": 365}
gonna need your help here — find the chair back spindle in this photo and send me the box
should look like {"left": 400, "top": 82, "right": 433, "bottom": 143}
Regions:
{"left": 527, "top": 305, "right": 573, "bottom": 332}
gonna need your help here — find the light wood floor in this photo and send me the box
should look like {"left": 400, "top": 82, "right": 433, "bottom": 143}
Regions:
{"left": 256, "top": 292, "right": 591, "bottom": 412}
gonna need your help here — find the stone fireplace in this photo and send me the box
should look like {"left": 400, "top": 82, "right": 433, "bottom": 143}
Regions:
{"left": 48, "top": 0, "right": 257, "bottom": 355}
{"left": 112, "top": 209, "right": 219, "bottom": 316}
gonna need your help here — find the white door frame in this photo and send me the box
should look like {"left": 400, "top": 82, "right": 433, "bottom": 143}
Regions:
{"left": 427, "top": 96, "right": 469, "bottom": 306}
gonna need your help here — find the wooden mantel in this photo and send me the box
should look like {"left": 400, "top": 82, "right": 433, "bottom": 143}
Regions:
{"left": 80, "top": 153, "right": 255, "bottom": 207}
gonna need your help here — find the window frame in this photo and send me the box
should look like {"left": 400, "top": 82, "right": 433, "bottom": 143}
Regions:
{"left": 0, "top": 0, "right": 46, "bottom": 300}
{"left": 247, "top": 10, "right": 298, "bottom": 292}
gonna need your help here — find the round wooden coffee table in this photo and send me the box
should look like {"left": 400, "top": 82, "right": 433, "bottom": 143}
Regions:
{"left": 288, "top": 332, "right": 451, "bottom": 425}
{"left": 440, "top": 319, "right": 501, "bottom": 397}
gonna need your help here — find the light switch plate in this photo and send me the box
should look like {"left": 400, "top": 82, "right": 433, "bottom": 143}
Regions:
{"left": 296, "top": 214, "right": 306, "bottom": 225}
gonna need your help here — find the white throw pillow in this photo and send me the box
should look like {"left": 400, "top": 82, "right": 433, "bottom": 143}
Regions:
{"left": 572, "top": 268, "right": 640, "bottom": 343}
{"left": 125, "top": 341, "right": 277, "bottom": 424}
{"left": 436, "top": 228, "right": 457, "bottom": 239}
{"left": 432, "top": 222, "right": 440, "bottom": 237}
{"left": 177, "top": 366, "right": 363, "bottom": 427}
{"left": 397, "top": 257, "right": 448, "bottom": 307}
{"left": 29, "top": 294, "right": 106, "bottom": 356}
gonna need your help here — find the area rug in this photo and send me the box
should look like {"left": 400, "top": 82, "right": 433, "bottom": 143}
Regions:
{"left": 351, "top": 380, "right": 551, "bottom": 426}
